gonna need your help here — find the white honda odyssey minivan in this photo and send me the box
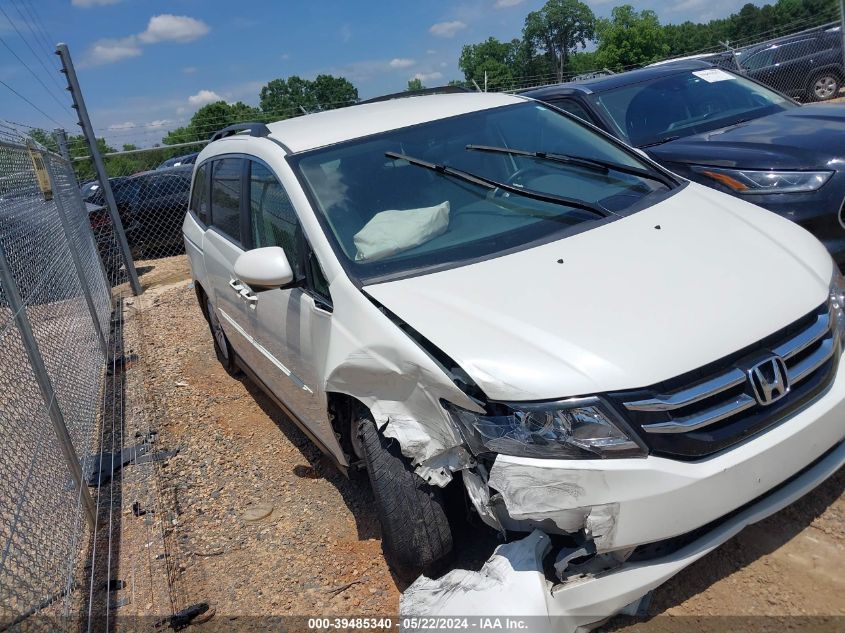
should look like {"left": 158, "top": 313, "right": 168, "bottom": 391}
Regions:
{"left": 183, "top": 92, "right": 845, "bottom": 625}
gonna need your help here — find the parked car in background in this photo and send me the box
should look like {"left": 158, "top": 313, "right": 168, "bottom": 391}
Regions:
{"left": 739, "top": 28, "right": 844, "bottom": 101}
{"left": 157, "top": 151, "right": 199, "bottom": 170}
{"left": 184, "top": 96, "right": 845, "bottom": 626}
{"left": 523, "top": 60, "right": 845, "bottom": 264}
{"left": 85, "top": 200, "right": 122, "bottom": 281}
{"left": 83, "top": 166, "right": 192, "bottom": 257}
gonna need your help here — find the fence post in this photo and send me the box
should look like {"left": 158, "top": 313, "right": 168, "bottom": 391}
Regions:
{"left": 54, "top": 127, "right": 71, "bottom": 163}
{"left": 55, "top": 42, "right": 142, "bottom": 296}
{"left": 0, "top": 239, "right": 97, "bottom": 528}
{"left": 42, "top": 151, "right": 109, "bottom": 359}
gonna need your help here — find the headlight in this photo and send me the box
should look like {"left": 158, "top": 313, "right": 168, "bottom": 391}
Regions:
{"left": 443, "top": 398, "right": 646, "bottom": 459}
{"left": 692, "top": 166, "right": 833, "bottom": 194}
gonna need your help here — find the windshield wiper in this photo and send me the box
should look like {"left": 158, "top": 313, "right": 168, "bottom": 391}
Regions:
{"left": 466, "top": 144, "right": 674, "bottom": 188}
{"left": 638, "top": 136, "right": 680, "bottom": 148}
{"left": 384, "top": 151, "right": 611, "bottom": 218}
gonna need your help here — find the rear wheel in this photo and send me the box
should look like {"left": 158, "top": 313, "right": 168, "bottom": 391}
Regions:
{"left": 357, "top": 416, "right": 453, "bottom": 582}
{"left": 204, "top": 295, "right": 238, "bottom": 375}
{"left": 809, "top": 71, "right": 841, "bottom": 101}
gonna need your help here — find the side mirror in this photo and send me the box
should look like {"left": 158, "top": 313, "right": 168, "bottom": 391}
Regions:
{"left": 234, "top": 246, "right": 294, "bottom": 289}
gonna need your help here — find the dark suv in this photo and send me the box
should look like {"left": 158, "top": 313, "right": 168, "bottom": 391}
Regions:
{"left": 739, "top": 29, "right": 844, "bottom": 101}
{"left": 84, "top": 166, "right": 192, "bottom": 257}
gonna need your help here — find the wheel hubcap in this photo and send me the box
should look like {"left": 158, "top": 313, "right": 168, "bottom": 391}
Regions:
{"left": 815, "top": 76, "right": 837, "bottom": 99}
{"left": 208, "top": 305, "right": 228, "bottom": 359}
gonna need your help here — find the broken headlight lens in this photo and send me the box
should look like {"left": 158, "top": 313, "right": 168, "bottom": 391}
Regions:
{"left": 444, "top": 398, "right": 646, "bottom": 459}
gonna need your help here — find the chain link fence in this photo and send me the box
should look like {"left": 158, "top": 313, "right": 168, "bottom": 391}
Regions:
{"left": 0, "top": 138, "right": 110, "bottom": 629}
{"left": 72, "top": 141, "right": 206, "bottom": 285}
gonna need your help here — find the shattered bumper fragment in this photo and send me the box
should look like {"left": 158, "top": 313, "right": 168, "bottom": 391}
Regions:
{"left": 405, "top": 438, "right": 845, "bottom": 632}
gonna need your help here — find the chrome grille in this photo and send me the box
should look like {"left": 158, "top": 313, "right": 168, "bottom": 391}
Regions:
{"left": 615, "top": 302, "right": 839, "bottom": 458}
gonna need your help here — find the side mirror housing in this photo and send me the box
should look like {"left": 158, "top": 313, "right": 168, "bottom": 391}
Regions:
{"left": 234, "top": 246, "right": 294, "bottom": 289}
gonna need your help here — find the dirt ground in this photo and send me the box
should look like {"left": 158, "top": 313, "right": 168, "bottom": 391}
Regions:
{"left": 112, "top": 255, "right": 845, "bottom": 630}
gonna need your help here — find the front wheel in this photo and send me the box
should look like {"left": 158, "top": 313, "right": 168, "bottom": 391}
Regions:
{"left": 357, "top": 416, "right": 453, "bottom": 581}
{"left": 809, "top": 72, "right": 841, "bottom": 101}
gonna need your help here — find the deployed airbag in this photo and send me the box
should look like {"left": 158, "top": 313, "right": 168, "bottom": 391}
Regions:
{"left": 354, "top": 201, "right": 449, "bottom": 262}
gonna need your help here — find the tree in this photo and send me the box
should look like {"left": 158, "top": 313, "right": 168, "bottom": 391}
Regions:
{"left": 595, "top": 5, "right": 669, "bottom": 71}
{"left": 163, "top": 100, "right": 261, "bottom": 145}
{"left": 459, "top": 37, "right": 518, "bottom": 89}
{"left": 259, "top": 74, "right": 358, "bottom": 117}
{"left": 310, "top": 74, "right": 359, "bottom": 110}
{"left": 523, "top": 0, "right": 595, "bottom": 82}
{"left": 406, "top": 77, "right": 425, "bottom": 91}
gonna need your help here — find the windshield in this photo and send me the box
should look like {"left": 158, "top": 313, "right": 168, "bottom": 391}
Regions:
{"left": 291, "top": 101, "right": 673, "bottom": 282}
{"left": 590, "top": 68, "right": 794, "bottom": 147}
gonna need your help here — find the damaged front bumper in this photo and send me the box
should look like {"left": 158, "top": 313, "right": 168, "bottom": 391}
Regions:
{"left": 403, "top": 436, "right": 845, "bottom": 631}
{"left": 468, "top": 359, "right": 845, "bottom": 551}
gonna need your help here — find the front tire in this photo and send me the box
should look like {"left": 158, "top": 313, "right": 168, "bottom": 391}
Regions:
{"left": 357, "top": 416, "right": 453, "bottom": 582}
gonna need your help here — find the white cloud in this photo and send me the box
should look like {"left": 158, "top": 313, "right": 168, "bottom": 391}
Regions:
{"left": 188, "top": 90, "right": 223, "bottom": 107}
{"left": 494, "top": 0, "right": 525, "bottom": 7}
{"left": 108, "top": 121, "right": 135, "bottom": 130}
{"left": 84, "top": 37, "right": 142, "bottom": 66}
{"left": 389, "top": 58, "right": 416, "bottom": 69}
{"left": 426, "top": 49, "right": 438, "bottom": 55}
{"left": 281, "top": 53, "right": 291, "bottom": 60}
{"left": 413, "top": 71, "right": 443, "bottom": 82}
{"left": 82, "top": 13, "right": 209, "bottom": 66}
{"left": 72, "top": 0, "right": 121, "bottom": 6}
{"left": 138, "top": 14, "right": 210, "bottom": 44}
{"left": 429, "top": 21, "right": 467, "bottom": 38}
{"left": 149, "top": 119, "right": 172, "bottom": 128}
{"left": 182, "top": 66, "right": 198, "bottom": 75}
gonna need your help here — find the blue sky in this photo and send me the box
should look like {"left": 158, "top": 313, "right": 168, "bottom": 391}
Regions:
{"left": 1, "top": 0, "right": 766, "bottom": 148}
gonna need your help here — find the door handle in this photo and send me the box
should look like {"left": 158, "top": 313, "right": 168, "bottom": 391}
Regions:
{"left": 229, "top": 278, "right": 244, "bottom": 293}
{"left": 230, "top": 278, "right": 258, "bottom": 307}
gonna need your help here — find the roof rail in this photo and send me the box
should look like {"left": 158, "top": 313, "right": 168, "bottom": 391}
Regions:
{"left": 358, "top": 85, "right": 472, "bottom": 105}
{"left": 210, "top": 122, "right": 271, "bottom": 142}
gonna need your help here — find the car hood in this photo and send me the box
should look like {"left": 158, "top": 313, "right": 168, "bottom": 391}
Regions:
{"left": 647, "top": 104, "right": 845, "bottom": 170}
{"left": 364, "top": 183, "right": 832, "bottom": 401}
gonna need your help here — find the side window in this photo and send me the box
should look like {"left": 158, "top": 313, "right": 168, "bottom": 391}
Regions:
{"left": 743, "top": 48, "right": 774, "bottom": 71}
{"left": 774, "top": 41, "right": 809, "bottom": 63}
{"left": 190, "top": 163, "right": 209, "bottom": 224}
{"left": 210, "top": 158, "right": 243, "bottom": 242}
{"left": 551, "top": 98, "right": 592, "bottom": 123}
{"left": 249, "top": 161, "right": 303, "bottom": 278}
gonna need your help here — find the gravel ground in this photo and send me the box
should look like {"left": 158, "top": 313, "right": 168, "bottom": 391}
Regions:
{"left": 116, "top": 255, "right": 845, "bottom": 630}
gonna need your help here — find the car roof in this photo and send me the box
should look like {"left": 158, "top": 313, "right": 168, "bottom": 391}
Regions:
{"left": 522, "top": 60, "right": 715, "bottom": 97}
{"left": 129, "top": 165, "right": 193, "bottom": 179}
{"left": 238, "top": 92, "right": 524, "bottom": 154}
